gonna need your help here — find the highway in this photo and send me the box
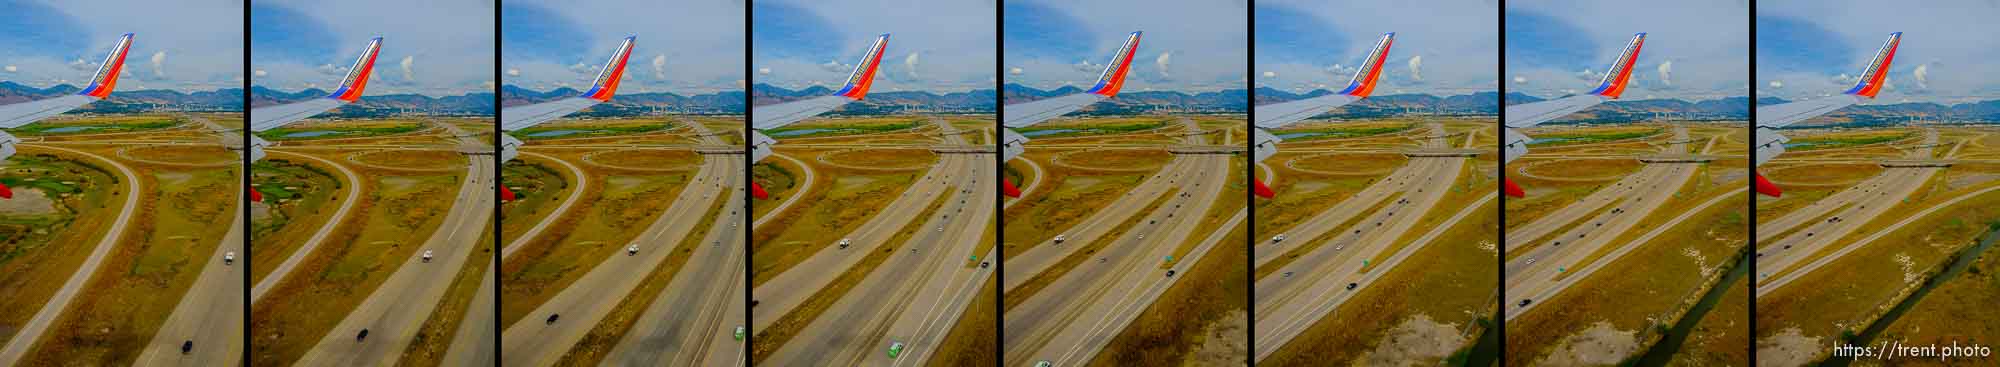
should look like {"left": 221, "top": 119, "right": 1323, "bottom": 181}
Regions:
{"left": 250, "top": 150, "right": 362, "bottom": 301}
{"left": 1503, "top": 127, "right": 1705, "bottom": 320}
{"left": 289, "top": 125, "right": 497, "bottom": 366}
{"left": 0, "top": 145, "right": 145, "bottom": 366}
{"left": 1004, "top": 118, "right": 1239, "bottom": 366}
{"left": 1755, "top": 130, "right": 1943, "bottom": 295}
{"left": 1255, "top": 125, "right": 1455, "bottom": 267}
{"left": 759, "top": 118, "right": 996, "bottom": 366}
{"left": 498, "top": 121, "right": 745, "bottom": 366}
{"left": 1003, "top": 135, "right": 1206, "bottom": 291}
{"left": 1252, "top": 124, "right": 1482, "bottom": 361}
{"left": 133, "top": 117, "right": 250, "bottom": 366}
{"left": 437, "top": 150, "right": 590, "bottom": 366}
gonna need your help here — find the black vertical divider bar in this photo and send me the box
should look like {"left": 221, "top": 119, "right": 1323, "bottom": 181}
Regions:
{"left": 1745, "top": 1, "right": 1758, "bottom": 365}
{"left": 1495, "top": 2, "right": 1509, "bottom": 364}
{"left": 742, "top": 2, "right": 757, "bottom": 365}
{"left": 240, "top": 1, "right": 253, "bottom": 364}
{"left": 1244, "top": 3, "right": 1257, "bottom": 366}
{"left": 490, "top": 3, "right": 504, "bottom": 366}
{"left": 993, "top": 1, "right": 1008, "bottom": 366}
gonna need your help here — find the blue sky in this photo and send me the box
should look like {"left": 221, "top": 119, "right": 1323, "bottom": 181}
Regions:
{"left": 1256, "top": 0, "right": 1498, "bottom": 96}
{"left": 0, "top": 0, "right": 241, "bottom": 92}
{"left": 1506, "top": 0, "right": 1748, "bottom": 101}
{"left": 1003, "top": 0, "right": 1246, "bottom": 92}
{"left": 753, "top": 0, "right": 993, "bottom": 93}
{"left": 1758, "top": 0, "right": 2000, "bottom": 104}
{"left": 504, "top": 0, "right": 743, "bottom": 95}
{"left": 251, "top": 0, "right": 493, "bottom": 97}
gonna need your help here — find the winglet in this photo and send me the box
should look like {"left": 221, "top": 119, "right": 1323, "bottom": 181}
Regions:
{"left": 581, "top": 36, "right": 637, "bottom": 102}
{"left": 1754, "top": 173, "right": 1782, "bottom": 197}
{"left": 1843, "top": 32, "right": 1900, "bottom": 99}
{"left": 1337, "top": 32, "right": 1394, "bottom": 97}
{"left": 327, "top": 37, "right": 383, "bottom": 102}
{"left": 834, "top": 34, "right": 889, "bottom": 100}
{"left": 1086, "top": 31, "right": 1142, "bottom": 97}
{"left": 77, "top": 33, "right": 134, "bottom": 99}
{"left": 1587, "top": 33, "right": 1645, "bottom": 99}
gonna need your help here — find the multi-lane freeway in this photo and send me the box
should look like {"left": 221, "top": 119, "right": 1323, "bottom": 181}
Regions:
{"left": 1755, "top": 130, "right": 1944, "bottom": 296}
{"left": 1004, "top": 118, "right": 1242, "bottom": 366}
{"left": 754, "top": 118, "right": 996, "bottom": 366}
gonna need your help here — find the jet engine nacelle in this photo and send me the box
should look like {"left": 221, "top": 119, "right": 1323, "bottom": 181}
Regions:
{"left": 0, "top": 131, "right": 18, "bottom": 162}
{"left": 1001, "top": 128, "right": 1028, "bottom": 162}
{"left": 1502, "top": 128, "right": 1531, "bottom": 164}
{"left": 749, "top": 130, "right": 777, "bottom": 164}
{"left": 1752, "top": 127, "right": 1788, "bottom": 168}
{"left": 499, "top": 134, "right": 524, "bottom": 163}
{"left": 1252, "top": 128, "right": 1280, "bottom": 164}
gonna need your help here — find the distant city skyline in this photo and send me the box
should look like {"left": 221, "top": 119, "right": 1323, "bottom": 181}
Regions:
{"left": 0, "top": 0, "right": 241, "bottom": 92}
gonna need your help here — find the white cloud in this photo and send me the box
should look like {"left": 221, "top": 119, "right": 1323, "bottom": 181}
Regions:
{"left": 1913, "top": 63, "right": 1929, "bottom": 89}
{"left": 1769, "top": 80, "right": 1783, "bottom": 89}
{"left": 2, "top": 65, "right": 14, "bottom": 73}
{"left": 506, "top": 69, "right": 520, "bottom": 76}
{"left": 254, "top": 69, "right": 267, "bottom": 77}
{"left": 150, "top": 51, "right": 168, "bottom": 78}
{"left": 400, "top": 55, "right": 416, "bottom": 81}
{"left": 1155, "top": 51, "right": 1171, "bottom": 78}
{"left": 1513, "top": 76, "right": 1526, "bottom": 84}
{"left": 1009, "top": 67, "right": 1023, "bottom": 75}
{"left": 1406, "top": 55, "right": 1422, "bottom": 81}
{"left": 1263, "top": 71, "right": 1277, "bottom": 78}
{"left": 904, "top": 51, "right": 921, "bottom": 79}
{"left": 652, "top": 54, "right": 668, "bottom": 80}
{"left": 1657, "top": 60, "right": 1673, "bottom": 86}
{"left": 757, "top": 67, "right": 772, "bottom": 75}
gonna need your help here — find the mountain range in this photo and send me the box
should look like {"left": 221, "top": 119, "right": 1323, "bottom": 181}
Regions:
{"left": 501, "top": 85, "right": 745, "bottom": 116}
{"left": 1755, "top": 96, "right": 2000, "bottom": 127}
{"left": 753, "top": 83, "right": 994, "bottom": 114}
{"left": 1256, "top": 87, "right": 1498, "bottom": 117}
{"left": 0, "top": 81, "right": 242, "bottom": 113}
{"left": 1003, "top": 84, "right": 1245, "bottom": 114}
{"left": 1505, "top": 92, "right": 1750, "bottom": 123}
{"left": 252, "top": 86, "right": 494, "bottom": 118}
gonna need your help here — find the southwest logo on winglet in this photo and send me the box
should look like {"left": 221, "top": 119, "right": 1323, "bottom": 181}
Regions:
{"left": 1086, "top": 31, "right": 1141, "bottom": 97}
{"left": 78, "top": 33, "right": 134, "bottom": 99}
{"left": 1843, "top": 32, "right": 1900, "bottom": 99}
{"left": 1338, "top": 32, "right": 1393, "bottom": 97}
{"left": 1588, "top": 33, "right": 1645, "bottom": 99}
{"left": 327, "top": 37, "right": 383, "bottom": 102}
{"left": 835, "top": 34, "right": 889, "bottom": 100}
{"left": 582, "top": 36, "right": 637, "bottom": 102}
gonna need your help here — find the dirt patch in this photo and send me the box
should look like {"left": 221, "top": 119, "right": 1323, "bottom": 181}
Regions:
{"left": 1539, "top": 321, "right": 1639, "bottom": 366}
{"left": 0, "top": 189, "right": 57, "bottom": 215}
{"left": 1187, "top": 310, "right": 1249, "bottom": 366}
{"left": 1755, "top": 327, "right": 1821, "bottom": 367}
{"left": 1359, "top": 314, "right": 1465, "bottom": 366}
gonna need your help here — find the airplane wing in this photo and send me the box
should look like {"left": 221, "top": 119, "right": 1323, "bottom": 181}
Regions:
{"left": 1752, "top": 32, "right": 1898, "bottom": 197}
{"left": 1253, "top": 32, "right": 1393, "bottom": 130}
{"left": 1002, "top": 93, "right": 1104, "bottom": 128}
{"left": 0, "top": 34, "right": 133, "bottom": 129}
{"left": 751, "top": 95, "right": 851, "bottom": 130}
{"left": 500, "top": 36, "right": 635, "bottom": 132}
{"left": 1503, "top": 32, "right": 1644, "bottom": 198}
{"left": 1002, "top": 31, "right": 1140, "bottom": 129}
{"left": 249, "top": 37, "right": 382, "bottom": 132}
{"left": 749, "top": 34, "right": 887, "bottom": 132}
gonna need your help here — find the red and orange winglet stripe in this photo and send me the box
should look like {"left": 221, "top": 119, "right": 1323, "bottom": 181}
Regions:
{"left": 582, "top": 36, "right": 637, "bottom": 102}
{"left": 327, "top": 38, "right": 382, "bottom": 102}
{"left": 1338, "top": 32, "right": 1393, "bottom": 97}
{"left": 1588, "top": 33, "right": 1644, "bottom": 99}
{"left": 1086, "top": 32, "right": 1141, "bottom": 97}
{"left": 834, "top": 34, "right": 889, "bottom": 100}
{"left": 1843, "top": 32, "right": 1900, "bottom": 99}
{"left": 78, "top": 34, "right": 133, "bottom": 99}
